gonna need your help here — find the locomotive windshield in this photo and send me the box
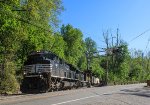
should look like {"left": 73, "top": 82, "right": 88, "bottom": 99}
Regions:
{"left": 24, "top": 54, "right": 50, "bottom": 65}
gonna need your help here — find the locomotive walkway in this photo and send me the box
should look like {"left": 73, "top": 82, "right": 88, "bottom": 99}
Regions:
{"left": 0, "top": 83, "right": 149, "bottom": 105}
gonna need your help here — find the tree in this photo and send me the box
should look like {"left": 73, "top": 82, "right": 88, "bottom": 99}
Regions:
{"left": 0, "top": 0, "right": 64, "bottom": 94}
{"left": 85, "top": 37, "right": 97, "bottom": 59}
{"left": 111, "top": 42, "right": 130, "bottom": 83}
{"left": 101, "top": 30, "right": 131, "bottom": 84}
{"left": 0, "top": 0, "right": 22, "bottom": 93}
{"left": 51, "top": 32, "right": 66, "bottom": 59}
{"left": 17, "top": 0, "right": 63, "bottom": 62}
{"left": 84, "top": 37, "right": 97, "bottom": 71}
{"left": 61, "top": 24, "right": 85, "bottom": 66}
{"left": 84, "top": 37, "right": 104, "bottom": 77}
{"left": 91, "top": 57, "right": 104, "bottom": 79}
{"left": 145, "top": 51, "right": 150, "bottom": 79}
{"left": 129, "top": 49, "right": 146, "bottom": 82}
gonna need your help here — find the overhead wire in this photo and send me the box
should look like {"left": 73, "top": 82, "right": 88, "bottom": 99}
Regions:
{"left": 1, "top": 2, "right": 150, "bottom": 54}
{"left": 144, "top": 37, "right": 150, "bottom": 55}
{"left": 129, "top": 28, "right": 150, "bottom": 43}
{"left": 128, "top": 29, "right": 150, "bottom": 57}
{"left": 17, "top": 18, "right": 52, "bottom": 33}
{"left": 1, "top": 8, "right": 53, "bottom": 34}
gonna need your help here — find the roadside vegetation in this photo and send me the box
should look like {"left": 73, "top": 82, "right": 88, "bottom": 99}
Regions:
{"left": 0, "top": 0, "right": 150, "bottom": 94}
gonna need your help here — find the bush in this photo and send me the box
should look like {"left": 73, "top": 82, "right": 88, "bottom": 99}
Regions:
{"left": 0, "top": 62, "right": 19, "bottom": 94}
{"left": 0, "top": 74, "right": 19, "bottom": 94}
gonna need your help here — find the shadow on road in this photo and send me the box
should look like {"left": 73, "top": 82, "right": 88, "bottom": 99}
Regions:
{"left": 120, "top": 87, "right": 150, "bottom": 98}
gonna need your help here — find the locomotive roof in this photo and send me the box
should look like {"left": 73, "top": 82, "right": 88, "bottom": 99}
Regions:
{"left": 29, "top": 51, "right": 60, "bottom": 59}
{"left": 30, "top": 51, "right": 54, "bottom": 55}
{"left": 30, "top": 51, "right": 70, "bottom": 64}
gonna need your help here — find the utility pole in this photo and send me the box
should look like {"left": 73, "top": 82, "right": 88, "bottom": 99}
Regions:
{"left": 111, "top": 36, "right": 115, "bottom": 69}
{"left": 112, "top": 37, "right": 116, "bottom": 47}
{"left": 106, "top": 38, "right": 109, "bottom": 85}
{"left": 117, "top": 28, "right": 119, "bottom": 46}
{"left": 85, "top": 41, "right": 91, "bottom": 87}
{"left": 103, "top": 32, "right": 109, "bottom": 85}
{"left": 112, "top": 36, "right": 113, "bottom": 47}
{"left": 86, "top": 51, "right": 90, "bottom": 72}
{"left": 142, "top": 53, "right": 144, "bottom": 82}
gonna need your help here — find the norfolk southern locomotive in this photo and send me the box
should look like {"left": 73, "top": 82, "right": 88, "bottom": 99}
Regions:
{"left": 20, "top": 51, "right": 99, "bottom": 93}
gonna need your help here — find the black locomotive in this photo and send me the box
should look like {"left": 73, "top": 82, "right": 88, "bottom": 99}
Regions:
{"left": 20, "top": 51, "right": 98, "bottom": 93}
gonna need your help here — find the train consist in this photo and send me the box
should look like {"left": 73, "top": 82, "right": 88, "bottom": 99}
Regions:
{"left": 20, "top": 51, "right": 99, "bottom": 93}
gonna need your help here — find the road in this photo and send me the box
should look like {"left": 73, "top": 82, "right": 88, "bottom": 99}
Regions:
{"left": 0, "top": 83, "right": 149, "bottom": 105}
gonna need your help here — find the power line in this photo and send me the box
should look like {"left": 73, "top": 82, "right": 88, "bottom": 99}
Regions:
{"left": 129, "top": 28, "right": 150, "bottom": 43}
{"left": 17, "top": 18, "right": 52, "bottom": 33}
{"left": 145, "top": 38, "right": 150, "bottom": 50}
{"left": 144, "top": 38, "right": 150, "bottom": 54}
{"left": 1, "top": 10, "right": 52, "bottom": 34}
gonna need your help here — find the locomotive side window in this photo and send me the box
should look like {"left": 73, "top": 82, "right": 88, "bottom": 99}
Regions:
{"left": 69, "top": 72, "right": 71, "bottom": 78}
{"left": 60, "top": 59, "right": 63, "bottom": 64}
{"left": 64, "top": 72, "right": 67, "bottom": 77}
{"left": 43, "top": 53, "right": 56, "bottom": 60}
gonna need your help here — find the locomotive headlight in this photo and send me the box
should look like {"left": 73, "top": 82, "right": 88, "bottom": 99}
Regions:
{"left": 38, "top": 71, "right": 41, "bottom": 74}
{"left": 38, "top": 69, "right": 41, "bottom": 74}
{"left": 23, "top": 72, "right": 26, "bottom": 75}
{"left": 39, "top": 74, "right": 42, "bottom": 78}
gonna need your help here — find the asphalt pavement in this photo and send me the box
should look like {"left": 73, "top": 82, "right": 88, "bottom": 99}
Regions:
{"left": 0, "top": 83, "right": 149, "bottom": 105}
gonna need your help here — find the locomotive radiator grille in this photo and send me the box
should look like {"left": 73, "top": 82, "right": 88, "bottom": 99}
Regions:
{"left": 24, "top": 65, "right": 35, "bottom": 74}
{"left": 36, "top": 64, "right": 52, "bottom": 73}
{"left": 24, "top": 64, "right": 52, "bottom": 74}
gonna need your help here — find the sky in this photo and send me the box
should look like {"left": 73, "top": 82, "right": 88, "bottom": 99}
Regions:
{"left": 59, "top": 0, "right": 150, "bottom": 54}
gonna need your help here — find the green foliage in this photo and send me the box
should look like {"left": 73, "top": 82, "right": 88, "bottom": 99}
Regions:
{"left": 0, "top": 0, "right": 63, "bottom": 94}
{"left": 84, "top": 37, "right": 104, "bottom": 77}
{"left": 107, "top": 44, "right": 150, "bottom": 84}
{"left": 147, "top": 74, "right": 150, "bottom": 80}
{"left": 0, "top": 1, "right": 22, "bottom": 53}
{"left": 0, "top": 75, "right": 19, "bottom": 94}
{"left": 129, "top": 56, "right": 144, "bottom": 81}
{"left": 85, "top": 37, "right": 97, "bottom": 54}
{"left": 51, "top": 33, "right": 66, "bottom": 59}
{"left": 119, "top": 60, "right": 130, "bottom": 82}
{"left": 0, "top": 62, "right": 19, "bottom": 94}
{"left": 109, "top": 42, "right": 130, "bottom": 82}
{"left": 91, "top": 58, "right": 104, "bottom": 78}
{"left": 1, "top": 0, "right": 149, "bottom": 94}
{"left": 17, "top": 0, "right": 63, "bottom": 59}
{"left": 78, "top": 55, "right": 87, "bottom": 71}
{"left": 61, "top": 24, "right": 85, "bottom": 66}
{"left": 0, "top": 0, "right": 22, "bottom": 94}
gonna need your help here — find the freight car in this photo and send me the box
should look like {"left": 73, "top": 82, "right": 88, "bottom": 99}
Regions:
{"left": 20, "top": 51, "right": 97, "bottom": 93}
